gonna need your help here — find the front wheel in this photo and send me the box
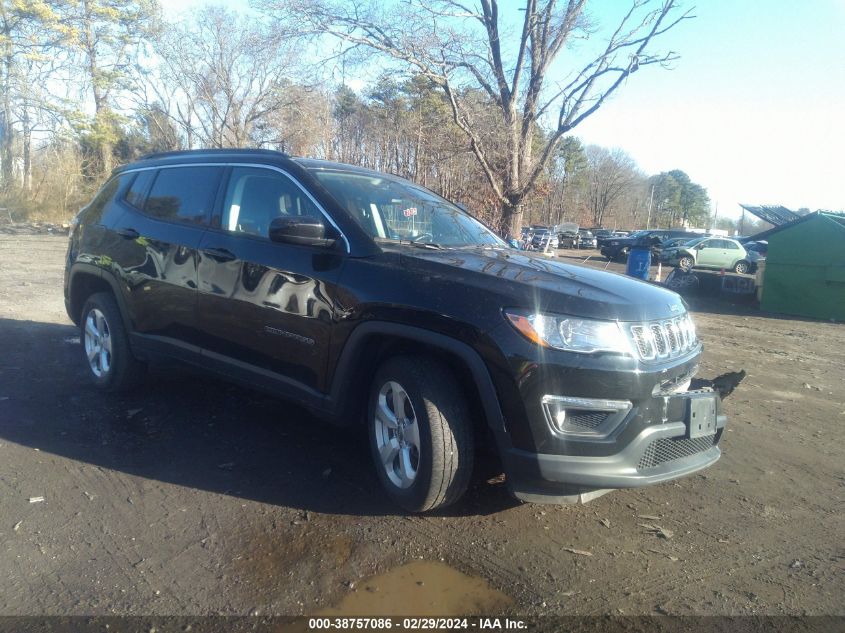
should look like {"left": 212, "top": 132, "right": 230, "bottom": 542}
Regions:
{"left": 678, "top": 255, "right": 694, "bottom": 271}
{"left": 734, "top": 260, "right": 750, "bottom": 274}
{"left": 368, "top": 356, "right": 474, "bottom": 513}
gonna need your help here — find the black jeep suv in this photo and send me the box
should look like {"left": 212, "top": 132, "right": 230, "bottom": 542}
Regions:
{"left": 65, "top": 149, "right": 727, "bottom": 512}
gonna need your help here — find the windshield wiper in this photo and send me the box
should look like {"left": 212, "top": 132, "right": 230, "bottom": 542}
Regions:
{"left": 399, "top": 240, "right": 446, "bottom": 250}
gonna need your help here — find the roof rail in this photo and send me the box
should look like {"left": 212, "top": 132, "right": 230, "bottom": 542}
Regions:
{"left": 138, "top": 148, "right": 289, "bottom": 161}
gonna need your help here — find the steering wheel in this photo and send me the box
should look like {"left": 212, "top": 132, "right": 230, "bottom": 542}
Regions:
{"left": 412, "top": 233, "right": 434, "bottom": 243}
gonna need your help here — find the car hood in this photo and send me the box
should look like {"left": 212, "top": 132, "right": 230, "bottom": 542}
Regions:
{"left": 396, "top": 246, "right": 686, "bottom": 322}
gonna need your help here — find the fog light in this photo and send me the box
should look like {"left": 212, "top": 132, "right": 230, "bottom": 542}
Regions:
{"left": 541, "top": 395, "right": 632, "bottom": 439}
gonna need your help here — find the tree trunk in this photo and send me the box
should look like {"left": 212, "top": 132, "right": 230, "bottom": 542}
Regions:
{"left": 503, "top": 199, "right": 525, "bottom": 239}
{"left": 22, "top": 122, "right": 31, "bottom": 192}
{"left": 0, "top": 44, "right": 13, "bottom": 189}
{"left": 0, "top": 108, "right": 12, "bottom": 190}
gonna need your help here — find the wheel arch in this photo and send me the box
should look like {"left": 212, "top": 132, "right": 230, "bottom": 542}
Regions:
{"left": 329, "top": 323, "right": 509, "bottom": 454}
{"left": 67, "top": 265, "right": 131, "bottom": 332}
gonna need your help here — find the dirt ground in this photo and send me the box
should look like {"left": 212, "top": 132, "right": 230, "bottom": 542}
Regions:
{"left": 0, "top": 233, "right": 843, "bottom": 618}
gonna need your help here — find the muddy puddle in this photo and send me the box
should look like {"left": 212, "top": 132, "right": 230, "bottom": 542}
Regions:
{"left": 319, "top": 560, "right": 512, "bottom": 616}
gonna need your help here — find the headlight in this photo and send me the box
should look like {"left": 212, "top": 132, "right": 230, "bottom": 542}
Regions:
{"left": 504, "top": 310, "right": 633, "bottom": 355}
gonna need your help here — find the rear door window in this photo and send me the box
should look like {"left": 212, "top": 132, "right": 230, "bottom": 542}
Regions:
{"left": 144, "top": 166, "right": 223, "bottom": 225}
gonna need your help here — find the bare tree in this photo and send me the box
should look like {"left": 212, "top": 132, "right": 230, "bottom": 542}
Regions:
{"left": 0, "top": 0, "right": 67, "bottom": 190}
{"left": 262, "top": 0, "right": 692, "bottom": 234}
{"left": 152, "top": 6, "right": 305, "bottom": 149}
{"left": 585, "top": 145, "right": 638, "bottom": 227}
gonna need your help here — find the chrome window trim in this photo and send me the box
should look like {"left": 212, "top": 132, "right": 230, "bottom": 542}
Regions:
{"left": 119, "top": 162, "right": 351, "bottom": 254}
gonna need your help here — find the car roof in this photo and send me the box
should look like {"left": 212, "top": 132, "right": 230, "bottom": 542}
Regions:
{"left": 119, "top": 151, "right": 409, "bottom": 184}
{"left": 120, "top": 148, "right": 291, "bottom": 170}
{"left": 292, "top": 157, "right": 406, "bottom": 180}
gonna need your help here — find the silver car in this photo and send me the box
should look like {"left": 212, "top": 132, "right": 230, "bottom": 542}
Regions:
{"left": 667, "top": 237, "right": 751, "bottom": 274}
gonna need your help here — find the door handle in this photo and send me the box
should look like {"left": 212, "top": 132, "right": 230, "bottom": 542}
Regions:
{"left": 202, "top": 247, "right": 237, "bottom": 262}
{"left": 117, "top": 228, "right": 139, "bottom": 239}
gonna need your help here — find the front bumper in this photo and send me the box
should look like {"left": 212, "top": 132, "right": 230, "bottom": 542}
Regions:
{"left": 483, "top": 321, "right": 728, "bottom": 503}
{"left": 503, "top": 415, "right": 725, "bottom": 503}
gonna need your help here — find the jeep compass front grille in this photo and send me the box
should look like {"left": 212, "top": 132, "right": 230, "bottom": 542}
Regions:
{"left": 629, "top": 314, "right": 697, "bottom": 361}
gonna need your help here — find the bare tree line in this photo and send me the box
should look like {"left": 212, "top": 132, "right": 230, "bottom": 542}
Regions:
{"left": 0, "top": 0, "right": 711, "bottom": 232}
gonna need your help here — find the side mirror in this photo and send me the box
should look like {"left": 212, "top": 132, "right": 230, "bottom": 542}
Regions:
{"left": 268, "top": 216, "right": 336, "bottom": 248}
{"left": 695, "top": 244, "right": 705, "bottom": 250}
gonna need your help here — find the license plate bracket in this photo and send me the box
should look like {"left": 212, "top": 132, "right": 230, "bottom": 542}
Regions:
{"left": 686, "top": 393, "right": 717, "bottom": 439}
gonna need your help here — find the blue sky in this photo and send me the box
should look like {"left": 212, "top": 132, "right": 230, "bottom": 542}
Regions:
{"left": 165, "top": 0, "right": 845, "bottom": 219}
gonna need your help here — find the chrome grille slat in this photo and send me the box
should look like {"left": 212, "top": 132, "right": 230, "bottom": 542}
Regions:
{"left": 665, "top": 320, "right": 679, "bottom": 353}
{"left": 628, "top": 314, "right": 698, "bottom": 362}
{"left": 651, "top": 324, "right": 667, "bottom": 356}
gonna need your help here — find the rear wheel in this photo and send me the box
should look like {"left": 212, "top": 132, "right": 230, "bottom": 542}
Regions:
{"left": 368, "top": 356, "right": 474, "bottom": 513}
{"left": 734, "top": 260, "right": 750, "bottom": 274}
{"left": 678, "top": 255, "right": 694, "bottom": 271}
{"left": 80, "top": 292, "right": 145, "bottom": 392}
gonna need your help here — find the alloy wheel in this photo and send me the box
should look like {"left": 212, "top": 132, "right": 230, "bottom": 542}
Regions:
{"left": 83, "top": 308, "right": 112, "bottom": 378}
{"left": 373, "top": 380, "right": 421, "bottom": 489}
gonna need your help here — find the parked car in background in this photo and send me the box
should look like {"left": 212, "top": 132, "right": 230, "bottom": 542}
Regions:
{"left": 743, "top": 240, "right": 768, "bottom": 272}
{"left": 658, "top": 237, "right": 699, "bottom": 262}
{"left": 601, "top": 229, "right": 705, "bottom": 262}
{"left": 558, "top": 230, "right": 578, "bottom": 248}
{"left": 520, "top": 226, "right": 534, "bottom": 245}
{"left": 577, "top": 229, "right": 597, "bottom": 249}
{"left": 64, "top": 148, "right": 729, "bottom": 512}
{"left": 667, "top": 237, "right": 750, "bottom": 273}
{"left": 659, "top": 237, "right": 693, "bottom": 251}
{"left": 593, "top": 229, "right": 613, "bottom": 246}
{"left": 531, "top": 228, "right": 559, "bottom": 250}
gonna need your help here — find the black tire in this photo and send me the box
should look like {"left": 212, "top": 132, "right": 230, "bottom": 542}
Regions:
{"left": 80, "top": 292, "right": 146, "bottom": 392}
{"left": 734, "top": 260, "right": 750, "bottom": 274}
{"left": 368, "top": 355, "right": 474, "bottom": 513}
{"left": 678, "top": 255, "right": 694, "bottom": 272}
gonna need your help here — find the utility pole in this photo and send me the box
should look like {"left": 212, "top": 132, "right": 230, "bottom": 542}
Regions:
{"left": 645, "top": 185, "right": 655, "bottom": 229}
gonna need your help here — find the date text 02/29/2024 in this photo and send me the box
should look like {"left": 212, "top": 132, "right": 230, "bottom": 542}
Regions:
{"left": 307, "top": 617, "right": 528, "bottom": 630}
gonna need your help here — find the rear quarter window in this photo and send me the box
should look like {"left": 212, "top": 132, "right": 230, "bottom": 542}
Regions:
{"left": 124, "top": 170, "right": 155, "bottom": 209}
{"left": 144, "top": 166, "right": 224, "bottom": 225}
{"left": 84, "top": 174, "right": 132, "bottom": 224}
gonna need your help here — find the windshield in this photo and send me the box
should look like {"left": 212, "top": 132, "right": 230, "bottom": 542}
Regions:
{"left": 310, "top": 169, "right": 506, "bottom": 248}
{"left": 684, "top": 237, "right": 707, "bottom": 247}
